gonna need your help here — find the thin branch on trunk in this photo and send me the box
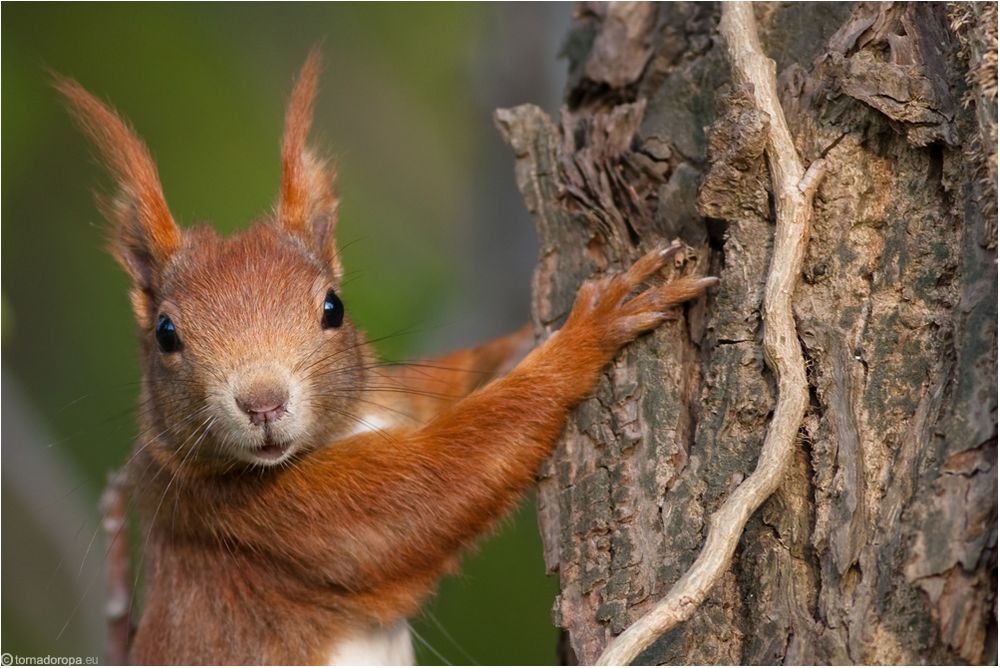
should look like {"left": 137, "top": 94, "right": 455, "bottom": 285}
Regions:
{"left": 101, "top": 470, "right": 133, "bottom": 665}
{"left": 596, "top": 4, "right": 825, "bottom": 664}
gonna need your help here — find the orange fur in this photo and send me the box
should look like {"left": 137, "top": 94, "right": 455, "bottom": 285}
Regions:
{"left": 55, "top": 76, "right": 180, "bottom": 292}
{"left": 59, "top": 52, "right": 717, "bottom": 665}
{"left": 277, "top": 48, "right": 341, "bottom": 273}
{"left": 374, "top": 324, "right": 535, "bottom": 423}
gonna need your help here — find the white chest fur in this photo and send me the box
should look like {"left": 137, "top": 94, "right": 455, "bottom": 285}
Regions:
{"left": 329, "top": 414, "right": 415, "bottom": 664}
{"left": 346, "top": 413, "right": 396, "bottom": 437}
{"left": 326, "top": 620, "right": 414, "bottom": 666}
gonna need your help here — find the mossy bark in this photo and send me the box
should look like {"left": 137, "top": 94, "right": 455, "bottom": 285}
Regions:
{"left": 497, "top": 3, "right": 997, "bottom": 664}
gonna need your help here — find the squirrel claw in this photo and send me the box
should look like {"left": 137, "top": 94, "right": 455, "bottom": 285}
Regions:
{"left": 659, "top": 240, "right": 684, "bottom": 258}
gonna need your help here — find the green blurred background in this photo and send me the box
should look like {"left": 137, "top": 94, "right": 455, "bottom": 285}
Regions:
{"left": 2, "top": 3, "right": 571, "bottom": 664}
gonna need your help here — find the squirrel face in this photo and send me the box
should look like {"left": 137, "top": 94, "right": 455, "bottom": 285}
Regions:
{"left": 56, "top": 50, "right": 359, "bottom": 472}
{"left": 140, "top": 223, "right": 367, "bottom": 469}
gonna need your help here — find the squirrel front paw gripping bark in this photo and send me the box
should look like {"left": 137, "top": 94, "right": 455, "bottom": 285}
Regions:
{"left": 58, "top": 51, "right": 717, "bottom": 665}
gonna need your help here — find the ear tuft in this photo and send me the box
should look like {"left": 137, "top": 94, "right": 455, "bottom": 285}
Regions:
{"left": 55, "top": 75, "right": 181, "bottom": 292}
{"left": 276, "top": 48, "right": 341, "bottom": 272}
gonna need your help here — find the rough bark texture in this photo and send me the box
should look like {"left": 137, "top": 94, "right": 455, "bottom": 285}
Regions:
{"left": 496, "top": 2, "right": 997, "bottom": 664}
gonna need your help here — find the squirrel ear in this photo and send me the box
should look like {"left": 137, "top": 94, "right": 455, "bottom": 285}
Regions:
{"left": 276, "top": 48, "right": 341, "bottom": 275}
{"left": 55, "top": 76, "right": 181, "bottom": 293}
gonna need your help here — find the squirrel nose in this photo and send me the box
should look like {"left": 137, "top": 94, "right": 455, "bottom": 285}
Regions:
{"left": 236, "top": 389, "right": 289, "bottom": 426}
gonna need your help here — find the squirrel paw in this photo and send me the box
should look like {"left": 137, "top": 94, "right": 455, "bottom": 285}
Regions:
{"left": 565, "top": 242, "right": 718, "bottom": 352}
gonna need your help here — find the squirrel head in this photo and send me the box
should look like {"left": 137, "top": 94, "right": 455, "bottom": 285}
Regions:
{"left": 58, "top": 50, "right": 369, "bottom": 470}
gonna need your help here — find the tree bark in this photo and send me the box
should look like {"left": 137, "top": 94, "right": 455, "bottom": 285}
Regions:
{"left": 497, "top": 2, "right": 997, "bottom": 664}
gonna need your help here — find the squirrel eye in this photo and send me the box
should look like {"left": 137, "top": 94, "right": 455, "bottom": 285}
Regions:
{"left": 322, "top": 290, "right": 344, "bottom": 329}
{"left": 155, "top": 314, "right": 182, "bottom": 353}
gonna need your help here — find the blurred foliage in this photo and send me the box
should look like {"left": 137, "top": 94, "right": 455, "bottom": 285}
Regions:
{"left": 2, "top": 3, "right": 561, "bottom": 664}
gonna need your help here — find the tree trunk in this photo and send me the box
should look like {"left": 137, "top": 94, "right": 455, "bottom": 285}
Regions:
{"left": 496, "top": 2, "right": 997, "bottom": 664}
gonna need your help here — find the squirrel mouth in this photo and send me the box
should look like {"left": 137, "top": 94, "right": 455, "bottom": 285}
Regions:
{"left": 254, "top": 438, "right": 291, "bottom": 461}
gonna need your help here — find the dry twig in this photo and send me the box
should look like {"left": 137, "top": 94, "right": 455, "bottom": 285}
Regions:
{"left": 101, "top": 470, "right": 133, "bottom": 664}
{"left": 596, "top": 3, "right": 825, "bottom": 664}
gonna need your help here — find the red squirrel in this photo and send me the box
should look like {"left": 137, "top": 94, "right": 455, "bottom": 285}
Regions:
{"left": 58, "top": 51, "right": 717, "bottom": 665}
